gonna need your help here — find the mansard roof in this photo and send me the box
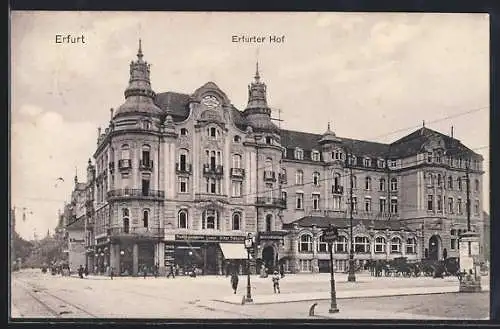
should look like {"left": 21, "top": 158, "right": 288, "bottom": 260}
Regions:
{"left": 283, "top": 216, "right": 413, "bottom": 232}
{"left": 280, "top": 127, "right": 480, "bottom": 161}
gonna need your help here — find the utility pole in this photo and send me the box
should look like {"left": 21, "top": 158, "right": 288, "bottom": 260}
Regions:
{"left": 466, "top": 162, "right": 471, "bottom": 255}
{"left": 347, "top": 159, "right": 356, "bottom": 282}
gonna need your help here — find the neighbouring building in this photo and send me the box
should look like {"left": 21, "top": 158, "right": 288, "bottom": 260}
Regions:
{"left": 73, "top": 41, "right": 484, "bottom": 275}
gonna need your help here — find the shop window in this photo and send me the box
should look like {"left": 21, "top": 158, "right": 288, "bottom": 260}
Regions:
{"left": 406, "top": 238, "right": 416, "bottom": 254}
{"left": 334, "top": 236, "right": 348, "bottom": 253}
{"left": 354, "top": 236, "right": 370, "bottom": 253}
{"left": 317, "top": 235, "right": 328, "bottom": 253}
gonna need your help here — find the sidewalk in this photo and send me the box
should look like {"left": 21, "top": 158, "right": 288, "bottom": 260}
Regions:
{"left": 214, "top": 284, "right": 490, "bottom": 305}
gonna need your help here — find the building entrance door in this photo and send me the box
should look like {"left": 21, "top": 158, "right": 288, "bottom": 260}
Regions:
{"left": 429, "top": 235, "right": 441, "bottom": 261}
{"left": 262, "top": 245, "right": 275, "bottom": 273}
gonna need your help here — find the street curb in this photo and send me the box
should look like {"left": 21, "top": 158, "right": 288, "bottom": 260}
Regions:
{"left": 213, "top": 290, "right": 489, "bottom": 306}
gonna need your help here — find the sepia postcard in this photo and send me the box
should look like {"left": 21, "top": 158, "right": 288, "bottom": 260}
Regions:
{"left": 9, "top": 11, "right": 490, "bottom": 321}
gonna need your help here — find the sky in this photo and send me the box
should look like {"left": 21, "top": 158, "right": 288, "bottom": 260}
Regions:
{"left": 10, "top": 12, "right": 489, "bottom": 241}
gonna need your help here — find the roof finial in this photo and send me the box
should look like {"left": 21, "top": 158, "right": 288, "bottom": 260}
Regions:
{"left": 422, "top": 120, "right": 425, "bottom": 128}
{"left": 137, "top": 38, "right": 143, "bottom": 60}
{"left": 255, "top": 61, "right": 260, "bottom": 82}
{"left": 74, "top": 166, "right": 78, "bottom": 184}
{"left": 327, "top": 122, "right": 331, "bottom": 131}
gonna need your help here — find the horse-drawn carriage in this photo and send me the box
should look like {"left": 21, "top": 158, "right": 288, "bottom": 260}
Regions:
{"left": 367, "top": 257, "right": 460, "bottom": 278}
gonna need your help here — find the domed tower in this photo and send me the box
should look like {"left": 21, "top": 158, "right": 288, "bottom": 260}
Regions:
{"left": 244, "top": 63, "right": 285, "bottom": 263}
{"left": 112, "top": 40, "right": 163, "bottom": 121}
{"left": 319, "top": 122, "right": 345, "bottom": 196}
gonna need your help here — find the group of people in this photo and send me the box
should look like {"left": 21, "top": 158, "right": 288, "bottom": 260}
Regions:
{"left": 230, "top": 270, "right": 282, "bottom": 295}
{"left": 77, "top": 265, "right": 89, "bottom": 278}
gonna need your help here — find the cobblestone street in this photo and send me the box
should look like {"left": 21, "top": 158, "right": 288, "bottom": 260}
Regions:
{"left": 11, "top": 269, "right": 489, "bottom": 320}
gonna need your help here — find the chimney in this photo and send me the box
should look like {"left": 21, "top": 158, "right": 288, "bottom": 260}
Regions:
{"left": 451, "top": 126, "right": 454, "bottom": 139}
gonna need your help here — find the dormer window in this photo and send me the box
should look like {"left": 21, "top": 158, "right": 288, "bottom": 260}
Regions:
{"left": 294, "top": 148, "right": 304, "bottom": 160}
{"left": 363, "top": 158, "right": 371, "bottom": 167}
{"left": 143, "top": 120, "right": 151, "bottom": 130}
{"left": 435, "top": 151, "right": 441, "bottom": 163}
{"left": 331, "top": 150, "right": 343, "bottom": 161}
{"left": 311, "top": 150, "right": 320, "bottom": 161}
{"left": 389, "top": 160, "right": 397, "bottom": 168}
{"left": 210, "top": 127, "right": 216, "bottom": 137}
{"left": 377, "top": 159, "right": 385, "bottom": 168}
{"left": 427, "top": 152, "right": 433, "bottom": 163}
{"left": 265, "top": 136, "right": 272, "bottom": 145}
{"left": 234, "top": 135, "right": 241, "bottom": 143}
{"left": 180, "top": 128, "right": 188, "bottom": 136}
{"left": 348, "top": 155, "right": 356, "bottom": 166}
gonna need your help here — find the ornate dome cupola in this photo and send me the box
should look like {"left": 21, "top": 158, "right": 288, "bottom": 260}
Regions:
{"left": 113, "top": 39, "right": 163, "bottom": 119}
{"left": 319, "top": 122, "right": 342, "bottom": 144}
{"left": 243, "top": 62, "right": 279, "bottom": 133}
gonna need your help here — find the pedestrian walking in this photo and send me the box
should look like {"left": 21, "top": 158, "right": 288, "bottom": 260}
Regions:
{"left": 84, "top": 265, "right": 89, "bottom": 277}
{"left": 143, "top": 265, "right": 148, "bottom": 279}
{"left": 78, "top": 265, "right": 84, "bottom": 279}
{"left": 272, "top": 271, "right": 280, "bottom": 294}
{"left": 154, "top": 263, "right": 159, "bottom": 278}
{"left": 230, "top": 272, "right": 239, "bottom": 294}
{"left": 166, "top": 264, "right": 175, "bottom": 278}
{"left": 279, "top": 264, "right": 285, "bottom": 278}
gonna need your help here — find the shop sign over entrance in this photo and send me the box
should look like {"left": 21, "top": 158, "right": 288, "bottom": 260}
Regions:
{"left": 174, "top": 234, "right": 246, "bottom": 242}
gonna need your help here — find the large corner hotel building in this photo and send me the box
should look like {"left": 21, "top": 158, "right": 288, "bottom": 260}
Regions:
{"left": 66, "top": 42, "right": 485, "bottom": 276}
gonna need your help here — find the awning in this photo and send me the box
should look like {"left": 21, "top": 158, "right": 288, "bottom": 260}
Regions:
{"left": 219, "top": 243, "right": 251, "bottom": 260}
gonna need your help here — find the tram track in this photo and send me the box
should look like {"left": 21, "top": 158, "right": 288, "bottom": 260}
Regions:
{"left": 14, "top": 279, "right": 98, "bottom": 318}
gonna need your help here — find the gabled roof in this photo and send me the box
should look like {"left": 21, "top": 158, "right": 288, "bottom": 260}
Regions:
{"left": 282, "top": 216, "right": 412, "bottom": 231}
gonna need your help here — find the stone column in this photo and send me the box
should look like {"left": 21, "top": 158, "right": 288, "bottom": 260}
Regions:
{"left": 132, "top": 243, "right": 139, "bottom": 276}
{"left": 110, "top": 243, "right": 120, "bottom": 275}
{"left": 156, "top": 241, "right": 165, "bottom": 275}
{"left": 290, "top": 225, "right": 300, "bottom": 273}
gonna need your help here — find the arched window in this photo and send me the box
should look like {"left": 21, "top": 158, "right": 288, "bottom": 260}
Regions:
{"left": 294, "top": 148, "right": 304, "bottom": 160}
{"left": 265, "top": 136, "right": 272, "bottom": 145}
{"left": 354, "top": 236, "right": 370, "bottom": 253}
{"left": 232, "top": 154, "right": 242, "bottom": 168}
{"left": 365, "top": 177, "right": 372, "bottom": 190}
{"left": 178, "top": 210, "right": 188, "bottom": 229}
{"left": 123, "top": 208, "right": 130, "bottom": 234}
{"left": 312, "top": 172, "right": 320, "bottom": 186}
{"left": 375, "top": 236, "right": 386, "bottom": 253}
{"left": 121, "top": 144, "right": 130, "bottom": 160}
{"left": 390, "top": 236, "right": 402, "bottom": 253}
{"left": 457, "top": 177, "right": 463, "bottom": 191}
{"left": 233, "top": 135, "right": 241, "bottom": 143}
{"left": 296, "top": 170, "right": 304, "bottom": 185}
{"left": 143, "top": 210, "right": 149, "bottom": 228}
{"left": 406, "top": 238, "right": 416, "bottom": 254}
{"left": 334, "top": 236, "right": 348, "bottom": 253}
{"left": 299, "top": 234, "right": 313, "bottom": 252}
{"left": 180, "top": 128, "right": 188, "bottom": 136}
{"left": 390, "top": 178, "right": 398, "bottom": 191}
{"left": 232, "top": 212, "right": 241, "bottom": 230}
{"left": 379, "top": 178, "right": 386, "bottom": 191}
{"left": 426, "top": 173, "right": 433, "bottom": 186}
{"left": 333, "top": 172, "right": 341, "bottom": 189}
{"left": 202, "top": 209, "right": 219, "bottom": 230}
{"left": 265, "top": 214, "right": 272, "bottom": 232}
{"left": 317, "top": 235, "right": 328, "bottom": 253}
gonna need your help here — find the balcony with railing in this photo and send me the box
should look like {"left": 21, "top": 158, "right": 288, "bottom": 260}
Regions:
{"left": 118, "top": 159, "right": 132, "bottom": 170}
{"left": 278, "top": 173, "right": 287, "bottom": 184}
{"left": 107, "top": 189, "right": 165, "bottom": 200}
{"left": 107, "top": 226, "right": 164, "bottom": 240}
{"left": 139, "top": 160, "right": 154, "bottom": 171}
{"left": 332, "top": 185, "right": 344, "bottom": 194}
{"left": 203, "top": 164, "right": 224, "bottom": 176}
{"left": 256, "top": 197, "right": 287, "bottom": 209}
{"left": 176, "top": 162, "right": 192, "bottom": 174}
{"left": 264, "top": 170, "right": 276, "bottom": 182}
{"left": 230, "top": 168, "right": 245, "bottom": 178}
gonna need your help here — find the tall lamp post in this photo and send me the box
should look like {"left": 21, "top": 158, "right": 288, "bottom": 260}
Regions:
{"left": 244, "top": 233, "right": 254, "bottom": 303}
{"left": 347, "top": 160, "right": 356, "bottom": 282}
{"left": 324, "top": 224, "right": 339, "bottom": 313}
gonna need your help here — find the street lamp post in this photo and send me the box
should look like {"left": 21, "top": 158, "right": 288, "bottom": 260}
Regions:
{"left": 347, "top": 165, "right": 356, "bottom": 282}
{"left": 244, "top": 233, "right": 254, "bottom": 303}
{"left": 324, "top": 224, "right": 339, "bottom": 313}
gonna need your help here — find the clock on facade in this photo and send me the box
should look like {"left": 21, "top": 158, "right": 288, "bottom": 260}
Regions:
{"left": 201, "top": 95, "right": 220, "bottom": 110}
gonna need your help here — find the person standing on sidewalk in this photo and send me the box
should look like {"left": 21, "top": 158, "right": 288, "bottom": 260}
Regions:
{"left": 272, "top": 271, "right": 281, "bottom": 294}
{"left": 143, "top": 264, "right": 148, "bottom": 279}
{"left": 154, "top": 263, "right": 159, "bottom": 278}
{"left": 230, "top": 272, "right": 239, "bottom": 294}
{"left": 166, "top": 264, "right": 175, "bottom": 278}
